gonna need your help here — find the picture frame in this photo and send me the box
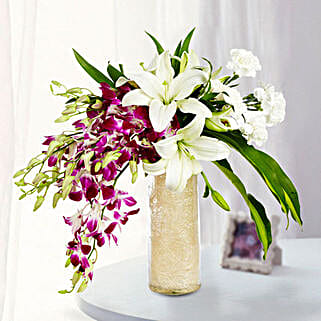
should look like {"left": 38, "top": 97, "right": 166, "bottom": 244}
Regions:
{"left": 220, "top": 212, "right": 280, "bottom": 274}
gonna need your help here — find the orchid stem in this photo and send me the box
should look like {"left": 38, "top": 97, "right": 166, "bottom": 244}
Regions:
{"left": 113, "top": 162, "right": 129, "bottom": 187}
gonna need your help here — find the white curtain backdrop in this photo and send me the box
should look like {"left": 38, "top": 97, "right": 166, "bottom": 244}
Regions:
{"left": 1, "top": 1, "right": 320, "bottom": 320}
{"left": 198, "top": 0, "right": 321, "bottom": 244}
{"left": 0, "top": 0, "right": 14, "bottom": 319}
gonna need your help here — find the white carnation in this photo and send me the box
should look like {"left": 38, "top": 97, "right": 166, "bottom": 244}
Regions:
{"left": 227, "top": 49, "right": 262, "bottom": 78}
{"left": 241, "top": 112, "right": 268, "bottom": 147}
{"left": 254, "top": 84, "right": 286, "bottom": 127}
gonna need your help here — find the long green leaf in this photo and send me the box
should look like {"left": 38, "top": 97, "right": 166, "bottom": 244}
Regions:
{"left": 213, "top": 160, "right": 272, "bottom": 257}
{"left": 179, "top": 27, "right": 195, "bottom": 56}
{"left": 72, "top": 49, "right": 114, "bottom": 87}
{"left": 145, "top": 32, "right": 164, "bottom": 54}
{"left": 204, "top": 129, "right": 302, "bottom": 226}
{"left": 172, "top": 40, "right": 182, "bottom": 75}
{"left": 107, "top": 63, "right": 124, "bottom": 83}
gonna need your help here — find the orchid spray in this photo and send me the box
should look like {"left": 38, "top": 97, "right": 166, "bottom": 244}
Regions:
{"left": 14, "top": 29, "right": 301, "bottom": 293}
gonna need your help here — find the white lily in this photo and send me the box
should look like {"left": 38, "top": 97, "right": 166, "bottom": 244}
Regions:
{"left": 122, "top": 51, "right": 210, "bottom": 132}
{"left": 143, "top": 116, "right": 230, "bottom": 192}
{"left": 205, "top": 106, "right": 243, "bottom": 132}
{"left": 211, "top": 79, "right": 247, "bottom": 116}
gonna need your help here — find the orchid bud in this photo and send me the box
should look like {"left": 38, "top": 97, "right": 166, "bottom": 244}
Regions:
{"left": 72, "top": 271, "right": 81, "bottom": 287}
{"left": 53, "top": 192, "right": 62, "bottom": 208}
{"left": 77, "top": 280, "right": 88, "bottom": 293}
{"left": 33, "top": 196, "right": 45, "bottom": 212}
{"left": 91, "top": 100, "right": 103, "bottom": 109}
{"left": 32, "top": 172, "right": 47, "bottom": 185}
{"left": 13, "top": 169, "right": 25, "bottom": 178}
{"left": 55, "top": 115, "right": 71, "bottom": 123}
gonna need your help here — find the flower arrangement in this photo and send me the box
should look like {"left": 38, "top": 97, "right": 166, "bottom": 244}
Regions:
{"left": 13, "top": 29, "right": 301, "bottom": 293}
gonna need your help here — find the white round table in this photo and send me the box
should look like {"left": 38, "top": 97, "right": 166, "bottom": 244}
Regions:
{"left": 77, "top": 239, "right": 321, "bottom": 321}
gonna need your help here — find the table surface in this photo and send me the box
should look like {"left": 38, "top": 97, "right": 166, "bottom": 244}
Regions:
{"left": 78, "top": 239, "right": 321, "bottom": 321}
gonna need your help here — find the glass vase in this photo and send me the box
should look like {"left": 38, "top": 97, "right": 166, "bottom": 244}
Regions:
{"left": 148, "top": 174, "right": 200, "bottom": 295}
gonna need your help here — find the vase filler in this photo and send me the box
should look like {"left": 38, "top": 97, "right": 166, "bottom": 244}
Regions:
{"left": 13, "top": 29, "right": 301, "bottom": 294}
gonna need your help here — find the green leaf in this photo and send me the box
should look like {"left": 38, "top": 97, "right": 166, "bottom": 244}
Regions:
{"left": 33, "top": 195, "right": 45, "bottom": 212}
{"left": 211, "top": 190, "right": 230, "bottom": 211}
{"left": 204, "top": 130, "right": 302, "bottom": 227}
{"left": 107, "top": 64, "right": 124, "bottom": 83}
{"left": 213, "top": 159, "right": 272, "bottom": 258}
{"left": 172, "top": 40, "right": 182, "bottom": 74}
{"left": 72, "top": 49, "right": 114, "bottom": 87}
{"left": 145, "top": 31, "right": 164, "bottom": 54}
{"left": 179, "top": 27, "right": 195, "bottom": 56}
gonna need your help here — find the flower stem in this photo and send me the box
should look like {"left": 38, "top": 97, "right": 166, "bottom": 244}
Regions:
{"left": 113, "top": 162, "right": 130, "bottom": 187}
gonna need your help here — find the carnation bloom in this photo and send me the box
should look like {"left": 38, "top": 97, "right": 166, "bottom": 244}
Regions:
{"left": 241, "top": 111, "right": 268, "bottom": 147}
{"left": 227, "top": 49, "right": 261, "bottom": 77}
{"left": 254, "top": 84, "right": 286, "bottom": 127}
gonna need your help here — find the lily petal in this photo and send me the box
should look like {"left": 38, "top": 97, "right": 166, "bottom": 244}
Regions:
{"left": 165, "top": 151, "right": 193, "bottom": 193}
{"left": 187, "top": 136, "right": 230, "bottom": 161}
{"left": 188, "top": 49, "right": 201, "bottom": 68}
{"left": 153, "top": 133, "right": 181, "bottom": 159}
{"left": 191, "top": 158, "right": 203, "bottom": 175}
{"left": 170, "top": 69, "right": 207, "bottom": 100}
{"left": 128, "top": 71, "right": 164, "bottom": 99}
{"left": 156, "top": 51, "right": 174, "bottom": 84}
{"left": 143, "top": 159, "right": 168, "bottom": 175}
{"left": 149, "top": 99, "right": 177, "bottom": 132}
{"left": 122, "top": 89, "right": 151, "bottom": 106}
{"left": 178, "top": 116, "right": 205, "bottom": 141}
{"left": 177, "top": 98, "right": 212, "bottom": 118}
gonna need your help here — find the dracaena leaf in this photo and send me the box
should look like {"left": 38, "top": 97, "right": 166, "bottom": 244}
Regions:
{"left": 107, "top": 64, "right": 124, "bottom": 83}
{"left": 179, "top": 27, "right": 196, "bottom": 56}
{"left": 204, "top": 129, "right": 302, "bottom": 227}
{"left": 213, "top": 159, "right": 272, "bottom": 258}
{"left": 145, "top": 31, "right": 164, "bottom": 54}
{"left": 172, "top": 40, "right": 182, "bottom": 75}
{"left": 72, "top": 49, "right": 114, "bottom": 87}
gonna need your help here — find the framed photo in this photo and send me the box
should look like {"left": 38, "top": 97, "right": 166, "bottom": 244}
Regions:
{"left": 220, "top": 212, "right": 280, "bottom": 274}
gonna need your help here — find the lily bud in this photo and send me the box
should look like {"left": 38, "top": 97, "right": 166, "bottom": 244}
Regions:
{"left": 205, "top": 108, "right": 239, "bottom": 132}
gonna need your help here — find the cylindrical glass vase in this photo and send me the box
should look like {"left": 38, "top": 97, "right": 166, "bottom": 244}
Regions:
{"left": 149, "top": 174, "right": 200, "bottom": 295}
